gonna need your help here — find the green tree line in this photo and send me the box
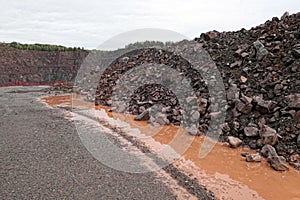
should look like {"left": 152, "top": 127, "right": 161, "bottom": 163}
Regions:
{"left": 125, "top": 40, "right": 175, "bottom": 49}
{"left": 0, "top": 41, "right": 85, "bottom": 51}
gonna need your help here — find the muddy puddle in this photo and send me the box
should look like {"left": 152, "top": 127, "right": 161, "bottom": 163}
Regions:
{"left": 41, "top": 94, "right": 300, "bottom": 200}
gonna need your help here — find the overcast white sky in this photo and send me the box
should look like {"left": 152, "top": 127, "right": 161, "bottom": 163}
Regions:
{"left": 0, "top": 0, "right": 299, "bottom": 49}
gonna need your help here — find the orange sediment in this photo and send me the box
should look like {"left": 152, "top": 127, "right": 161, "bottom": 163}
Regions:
{"left": 41, "top": 94, "right": 300, "bottom": 200}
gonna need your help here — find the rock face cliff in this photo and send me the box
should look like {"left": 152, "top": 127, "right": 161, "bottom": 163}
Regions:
{"left": 0, "top": 45, "right": 88, "bottom": 86}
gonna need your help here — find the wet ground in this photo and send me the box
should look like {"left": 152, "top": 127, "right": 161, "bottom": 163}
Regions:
{"left": 42, "top": 93, "right": 300, "bottom": 200}
{"left": 1, "top": 86, "right": 205, "bottom": 200}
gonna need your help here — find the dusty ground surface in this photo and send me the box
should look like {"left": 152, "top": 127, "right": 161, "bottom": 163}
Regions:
{"left": 0, "top": 86, "right": 210, "bottom": 199}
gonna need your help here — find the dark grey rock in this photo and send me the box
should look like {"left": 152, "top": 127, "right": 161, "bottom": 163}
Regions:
{"left": 261, "top": 144, "right": 277, "bottom": 158}
{"left": 292, "top": 48, "right": 300, "bottom": 58}
{"left": 281, "top": 11, "right": 289, "bottom": 20}
{"left": 286, "top": 93, "right": 300, "bottom": 109}
{"left": 134, "top": 110, "right": 150, "bottom": 121}
{"left": 236, "top": 100, "right": 252, "bottom": 114}
{"left": 254, "top": 96, "right": 275, "bottom": 114}
{"left": 226, "top": 84, "right": 239, "bottom": 101}
{"left": 261, "top": 144, "right": 289, "bottom": 171}
{"left": 241, "top": 152, "right": 250, "bottom": 157}
{"left": 222, "top": 123, "right": 231, "bottom": 133}
{"left": 267, "top": 156, "right": 289, "bottom": 171}
{"left": 260, "top": 125, "right": 278, "bottom": 145}
{"left": 244, "top": 126, "right": 259, "bottom": 137}
{"left": 253, "top": 40, "right": 269, "bottom": 60}
{"left": 246, "top": 153, "right": 262, "bottom": 162}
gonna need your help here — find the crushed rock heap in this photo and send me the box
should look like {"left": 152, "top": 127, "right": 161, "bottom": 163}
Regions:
{"left": 90, "top": 12, "right": 299, "bottom": 171}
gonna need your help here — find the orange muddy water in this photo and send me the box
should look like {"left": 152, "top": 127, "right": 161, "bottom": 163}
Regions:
{"left": 42, "top": 94, "right": 300, "bottom": 200}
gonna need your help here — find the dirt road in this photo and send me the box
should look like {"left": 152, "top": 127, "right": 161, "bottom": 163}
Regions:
{"left": 0, "top": 86, "right": 214, "bottom": 199}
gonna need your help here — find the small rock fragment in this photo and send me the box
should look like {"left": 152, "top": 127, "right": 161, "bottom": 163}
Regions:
{"left": 240, "top": 76, "right": 247, "bottom": 83}
{"left": 134, "top": 110, "right": 150, "bottom": 121}
{"left": 241, "top": 152, "right": 250, "bottom": 157}
{"left": 254, "top": 96, "right": 275, "bottom": 114}
{"left": 261, "top": 144, "right": 289, "bottom": 171}
{"left": 202, "top": 31, "right": 218, "bottom": 40}
{"left": 244, "top": 126, "right": 259, "bottom": 137}
{"left": 286, "top": 93, "right": 300, "bottom": 109}
{"left": 253, "top": 40, "right": 269, "bottom": 60}
{"left": 228, "top": 136, "right": 242, "bottom": 148}
{"left": 246, "top": 153, "right": 262, "bottom": 162}
{"left": 260, "top": 125, "right": 278, "bottom": 145}
{"left": 281, "top": 11, "right": 289, "bottom": 20}
{"left": 267, "top": 156, "right": 289, "bottom": 171}
{"left": 222, "top": 123, "right": 231, "bottom": 133}
{"left": 240, "top": 94, "right": 252, "bottom": 104}
{"left": 226, "top": 84, "right": 240, "bottom": 101}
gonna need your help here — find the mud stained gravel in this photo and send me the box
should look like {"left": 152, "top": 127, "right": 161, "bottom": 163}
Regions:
{"left": 0, "top": 86, "right": 178, "bottom": 200}
{"left": 66, "top": 107, "right": 215, "bottom": 200}
{"left": 163, "top": 165, "right": 215, "bottom": 199}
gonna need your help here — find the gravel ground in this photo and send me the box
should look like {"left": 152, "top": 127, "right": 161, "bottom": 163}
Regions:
{"left": 0, "top": 86, "right": 178, "bottom": 200}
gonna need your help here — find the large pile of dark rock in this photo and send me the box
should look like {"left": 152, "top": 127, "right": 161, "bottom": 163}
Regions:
{"left": 194, "top": 12, "right": 300, "bottom": 170}
{"left": 94, "top": 12, "right": 300, "bottom": 170}
{"left": 95, "top": 48, "right": 210, "bottom": 131}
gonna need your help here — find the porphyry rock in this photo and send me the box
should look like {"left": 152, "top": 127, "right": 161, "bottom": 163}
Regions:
{"left": 226, "top": 84, "right": 239, "bottom": 101}
{"left": 201, "top": 31, "right": 219, "bottom": 41}
{"left": 222, "top": 123, "right": 231, "bottom": 133}
{"left": 261, "top": 144, "right": 277, "bottom": 158}
{"left": 260, "top": 125, "right": 278, "bottom": 145}
{"left": 236, "top": 100, "right": 252, "bottom": 114}
{"left": 261, "top": 144, "right": 289, "bottom": 171}
{"left": 254, "top": 96, "right": 275, "bottom": 114}
{"left": 267, "top": 156, "right": 289, "bottom": 171}
{"left": 253, "top": 40, "right": 269, "bottom": 60}
{"left": 244, "top": 126, "right": 259, "bottom": 137}
{"left": 228, "top": 136, "right": 242, "bottom": 148}
{"left": 134, "top": 110, "right": 150, "bottom": 121}
{"left": 286, "top": 93, "right": 300, "bottom": 109}
{"left": 246, "top": 153, "right": 262, "bottom": 162}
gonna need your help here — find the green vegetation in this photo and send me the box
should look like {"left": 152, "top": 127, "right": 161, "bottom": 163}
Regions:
{"left": 0, "top": 41, "right": 85, "bottom": 51}
{"left": 0, "top": 40, "right": 177, "bottom": 52}
{"left": 125, "top": 40, "right": 175, "bottom": 49}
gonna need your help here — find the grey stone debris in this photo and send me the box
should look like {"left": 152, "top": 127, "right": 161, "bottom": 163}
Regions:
{"left": 222, "top": 123, "right": 231, "bottom": 133}
{"left": 253, "top": 40, "right": 269, "bottom": 60}
{"left": 244, "top": 126, "right": 259, "bottom": 137}
{"left": 286, "top": 93, "right": 300, "bottom": 109}
{"left": 246, "top": 153, "right": 262, "bottom": 162}
{"left": 267, "top": 156, "right": 289, "bottom": 171}
{"left": 228, "top": 136, "right": 242, "bottom": 148}
{"left": 292, "top": 47, "right": 300, "bottom": 58}
{"left": 281, "top": 11, "right": 289, "bottom": 20}
{"left": 134, "top": 110, "right": 150, "bottom": 121}
{"left": 226, "top": 84, "right": 239, "bottom": 101}
{"left": 261, "top": 144, "right": 289, "bottom": 171}
{"left": 254, "top": 96, "right": 275, "bottom": 114}
{"left": 260, "top": 125, "right": 278, "bottom": 145}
